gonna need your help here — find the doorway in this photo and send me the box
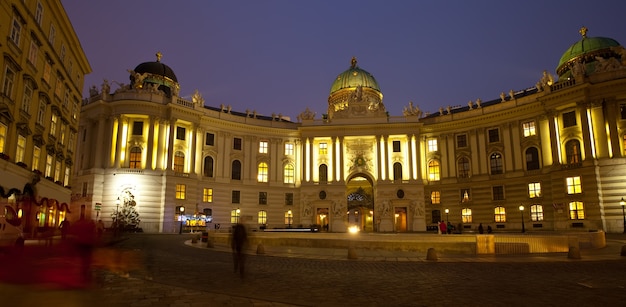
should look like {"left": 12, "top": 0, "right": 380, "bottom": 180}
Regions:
{"left": 395, "top": 207, "right": 407, "bottom": 232}
{"left": 317, "top": 208, "right": 329, "bottom": 231}
{"left": 346, "top": 174, "right": 374, "bottom": 232}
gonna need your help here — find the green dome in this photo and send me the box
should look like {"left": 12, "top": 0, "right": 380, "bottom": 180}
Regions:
{"left": 330, "top": 57, "right": 380, "bottom": 94}
{"left": 556, "top": 28, "right": 620, "bottom": 76}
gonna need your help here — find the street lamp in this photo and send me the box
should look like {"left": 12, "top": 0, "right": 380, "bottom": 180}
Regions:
{"left": 445, "top": 208, "right": 449, "bottom": 223}
{"left": 179, "top": 206, "right": 185, "bottom": 234}
{"left": 619, "top": 197, "right": 626, "bottom": 233}
{"left": 519, "top": 205, "right": 525, "bottom": 233}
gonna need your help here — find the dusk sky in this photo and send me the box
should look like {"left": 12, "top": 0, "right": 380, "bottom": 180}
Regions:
{"left": 62, "top": 0, "right": 626, "bottom": 120}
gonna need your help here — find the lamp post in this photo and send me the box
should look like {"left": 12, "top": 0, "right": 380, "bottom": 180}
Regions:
{"left": 445, "top": 208, "right": 449, "bottom": 223}
{"left": 179, "top": 206, "right": 185, "bottom": 234}
{"left": 620, "top": 197, "right": 626, "bottom": 234}
{"left": 519, "top": 205, "right": 525, "bottom": 233}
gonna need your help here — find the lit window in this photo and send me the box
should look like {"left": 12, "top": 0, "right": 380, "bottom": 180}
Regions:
{"left": 32, "top": 146, "right": 41, "bottom": 171}
{"left": 16, "top": 135, "right": 26, "bottom": 163}
{"left": 528, "top": 182, "right": 542, "bottom": 198}
{"left": 28, "top": 40, "right": 39, "bottom": 66}
{"left": 231, "top": 208, "right": 241, "bottom": 223}
{"left": 565, "top": 140, "right": 581, "bottom": 165}
{"left": 428, "top": 160, "right": 440, "bottom": 181}
{"left": 0, "top": 123, "right": 7, "bottom": 154}
{"left": 45, "top": 154, "right": 53, "bottom": 177}
{"left": 457, "top": 157, "right": 470, "bottom": 178}
{"left": 494, "top": 206, "right": 506, "bottom": 222}
{"left": 174, "top": 151, "right": 185, "bottom": 172}
{"left": 430, "top": 191, "right": 441, "bottom": 204}
{"left": 175, "top": 184, "right": 186, "bottom": 200}
{"left": 203, "top": 188, "right": 213, "bottom": 203}
{"left": 285, "top": 143, "right": 294, "bottom": 155}
{"left": 257, "top": 162, "right": 268, "bottom": 182}
{"left": 50, "top": 113, "right": 58, "bottom": 136}
{"left": 284, "top": 164, "right": 295, "bottom": 184}
{"left": 566, "top": 176, "right": 582, "bottom": 194}
{"left": 285, "top": 210, "right": 293, "bottom": 226}
{"left": 462, "top": 208, "right": 472, "bottom": 223}
{"left": 64, "top": 166, "right": 70, "bottom": 187}
{"left": 319, "top": 143, "right": 328, "bottom": 155}
{"left": 530, "top": 204, "right": 544, "bottom": 222}
{"left": 54, "top": 160, "right": 61, "bottom": 182}
{"left": 129, "top": 147, "right": 142, "bottom": 169}
{"left": 490, "top": 152, "right": 503, "bottom": 175}
{"left": 569, "top": 201, "right": 585, "bottom": 220}
{"left": 259, "top": 141, "right": 268, "bottom": 154}
{"left": 59, "top": 122, "right": 66, "bottom": 144}
{"left": 427, "top": 138, "right": 438, "bottom": 152}
{"left": 523, "top": 121, "right": 536, "bottom": 137}
{"left": 258, "top": 210, "right": 267, "bottom": 225}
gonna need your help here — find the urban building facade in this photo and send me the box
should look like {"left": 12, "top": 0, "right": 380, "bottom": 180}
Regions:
{"left": 0, "top": 0, "right": 91, "bottom": 238}
{"left": 73, "top": 28, "right": 626, "bottom": 234}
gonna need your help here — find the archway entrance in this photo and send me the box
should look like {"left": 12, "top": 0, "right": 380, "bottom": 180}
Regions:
{"left": 346, "top": 174, "right": 374, "bottom": 232}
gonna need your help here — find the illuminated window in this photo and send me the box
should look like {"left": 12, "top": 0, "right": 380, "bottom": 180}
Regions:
{"left": 528, "top": 182, "right": 542, "bottom": 198}
{"left": 569, "top": 201, "right": 585, "bottom": 220}
{"left": 494, "top": 206, "right": 506, "bottom": 222}
{"left": 16, "top": 135, "right": 26, "bottom": 163}
{"left": 59, "top": 122, "right": 66, "bottom": 145}
{"left": 566, "top": 176, "right": 582, "bottom": 194}
{"left": 258, "top": 210, "right": 267, "bottom": 225}
{"left": 526, "top": 147, "right": 540, "bottom": 170}
{"left": 562, "top": 111, "right": 577, "bottom": 128}
{"left": 285, "top": 143, "right": 294, "bottom": 155}
{"left": 50, "top": 113, "right": 58, "bottom": 136}
{"left": 232, "top": 160, "right": 241, "bottom": 180}
{"left": 259, "top": 192, "right": 267, "bottom": 205}
{"left": 284, "top": 164, "right": 295, "bottom": 184}
{"left": 231, "top": 208, "right": 241, "bottom": 224}
{"left": 393, "top": 162, "right": 402, "bottom": 180}
{"left": 319, "top": 143, "right": 328, "bottom": 155}
{"left": 319, "top": 164, "right": 328, "bottom": 182}
{"left": 175, "top": 184, "right": 186, "bottom": 199}
{"left": 427, "top": 138, "right": 438, "bottom": 152}
{"left": 460, "top": 189, "right": 470, "bottom": 202}
{"left": 231, "top": 190, "right": 240, "bottom": 204}
{"left": 457, "top": 157, "right": 470, "bottom": 178}
{"left": 623, "top": 135, "right": 626, "bottom": 155}
{"left": 490, "top": 152, "right": 503, "bottom": 175}
{"left": 393, "top": 140, "right": 401, "bottom": 152}
{"left": 565, "top": 140, "right": 581, "bottom": 165}
{"left": 32, "top": 146, "right": 41, "bottom": 171}
{"left": 129, "top": 147, "right": 142, "bottom": 169}
{"left": 488, "top": 128, "right": 500, "bottom": 143}
{"left": 54, "top": 160, "right": 61, "bottom": 182}
{"left": 259, "top": 141, "right": 268, "bottom": 154}
{"left": 257, "top": 162, "right": 268, "bottom": 182}
{"left": 64, "top": 166, "right": 70, "bottom": 187}
{"left": 492, "top": 186, "right": 504, "bottom": 201}
{"left": 45, "top": 154, "right": 53, "bottom": 177}
{"left": 203, "top": 188, "right": 213, "bottom": 203}
{"left": 456, "top": 134, "right": 467, "bottom": 148}
{"left": 462, "top": 208, "right": 472, "bottom": 223}
{"left": 285, "top": 210, "right": 293, "bottom": 226}
{"left": 522, "top": 121, "right": 536, "bottom": 137}
{"left": 0, "top": 123, "right": 5, "bottom": 153}
{"left": 174, "top": 151, "right": 185, "bottom": 172}
{"left": 428, "top": 160, "right": 440, "bottom": 181}
{"left": 430, "top": 191, "right": 441, "bottom": 204}
{"left": 530, "top": 204, "right": 544, "bottom": 222}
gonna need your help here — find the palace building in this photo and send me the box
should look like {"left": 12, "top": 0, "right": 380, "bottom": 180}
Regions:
{"left": 72, "top": 27, "right": 626, "bottom": 234}
{"left": 0, "top": 0, "right": 91, "bottom": 238}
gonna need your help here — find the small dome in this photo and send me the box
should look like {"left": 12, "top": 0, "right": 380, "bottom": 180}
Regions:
{"left": 330, "top": 57, "right": 381, "bottom": 94}
{"left": 129, "top": 52, "right": 180, "bottom": 97}
{"left": 132, "top": 52, "right": 178, "bottom": 82}
{"left": 556, "top": 27, "right": 620, "bottom": 77}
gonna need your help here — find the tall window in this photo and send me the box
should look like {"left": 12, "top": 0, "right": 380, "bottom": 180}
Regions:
{"left": 176, "top": 126, "right": 186, "bottom": 140}
{"left": 28, "top": 40, "right": 39, "bottom": 66}
{"left": 48, "top": 24, "right": 56, "bottom": 44}
{"left": 457, "top": 157, "right": 470, "bottom": 178}
{"left": 428, "top": 160, "right": 440, "bottom": 181}
{"left": 204, "top": 156, "right": 214, "bottom": 177}
{"left": 427, "top": 138, "right": 438, "bottom": 152}
{"left": 22, "top": 79, "right": 34, "bottom": 113}
{"left": 393, "top": 162, "right": 402, "bottom": 180}
{"left": 37, "top": 99, "right": 47, "bottom": 124}
{"left": 231, "top": 191, "right": 240, "bottom": 204}
{"left": 488, "top": 128, "right": 500, "bottom": 143}
{"left": 175, "top": 184, "right": 186, "bottom": 199}
{"left": 132, "top": 121, "right": 143, "bottom": 135}
{"left": 431, "top": 210, "right": 442, "bottom": 224}
{"left": 231, "top": 160, "right": 241, "bottom": 180}
{"left": 393, "top": 140, "right": 402, "bottom": 152}
{"left": 231, "top": 208, "right": 241, "bottom": 223}
{"left": 0, "top": 123, "right": 5, "bottom": 153}
{"left": 54, "top": 160, "right": 61, "bottom": 182}
{"left": 205, "top": 132, "right": 215, "bottom": 146}
{"left": 523, "top": 121, "right": 536, "bottom": 137}
{"left": 494, "top": 206, "right": 506, "bottom": 222}
{"left": 233, "top": 137, "right": 242, "bottom": 150}
{"left": 569, "top": 201, "right": 585, "bottom": 220}
{"left": 10, "top": 18, "right": 22, "bottom": 45}
{"left": 456, "top": 134, "right": 467, "bottom": 148}
{"left": 173, "top": 151, "right": 185, "bottom": 172}
{"left": 259, "top": 141, "right": 268, "bottom": 154}
{"left": 203, "top": 188, "right": 213, "bottom": 202}
{"left": 319, "top": 164, "right": 328, "bottom": 182}
{"left": 43, "top": 61, "right": 51, "bottom": 84}
{"left": 59, "top": 122, "right": 66, "bottom": 144}
{"left": 319, "top": 143, "right": 328, "bottom": 155}
{"left": 16, "top": 135, "right": 26, "bottom": 163}
{"left": 50, "top": 113, "right": 58, "bottom": 136}
{"left": 32, "top": 146, "right": 41, "bottom": 171}
{"left": 285, "top": 143, "right": 294, "bottom": 155}
{"left": 129, "top": 147, "right": 142, "bottom": 169}
{"left": 64, "top": 166, "right": 70, "bottom": 187}
{"left": 258, "top": 210, "right": 267, "bottom": 225}
{"left": 35, "top": 2, "right": 44, "bottom": 25}
{"left": 492, "top": 186, "right": 504, "bottom": 201}
{"left": 530, "top": 204, "right": 544, "bottom": 222}
{"left": 462, "top": 208, "right": 472, "bottom": 223}
{"left": 562, "top": 111, "right": 577, "bottom": 128}
{"left": 526, "top": 147, "right": 540, "bottom": 170}
{"left": 259, "top": 192, "right": 267, "bottom": 205}
{"left": 490, "top": 152, "right": 503, "bottom": 174}
{"left": 257, "top": 162, "right": 268, "bottom": 182}
{"left": 45, "top": 154, "right": 53, "bottom": 177}
{"left": 284, "top": 164, "right": 295, "bottom": 184}
{"left": 430, "top": 191, "right": 441, "bottom": 205}
{"left": 565, "top": 140, "right": 581, "bottom": 165}
{"left": 566, "top": 176, "right": 582, "bottom": 194}
{"left": 528, "top": 182, "right": 542, "bottom": 198}
{"left": 2, "top": 64, "right": 16, "bottom": 98}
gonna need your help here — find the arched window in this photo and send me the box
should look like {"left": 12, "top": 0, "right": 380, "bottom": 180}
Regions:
{"left": 393, "top": 162, "right": 402, "bottom": 180}
{"left": 319, "top": 164, "right": 328, "bottom": 183}
{"left": 461, "top": 208, "right": 472, "bottom": 223}
{"left": 257, "top": 162, "right": 268, "bottom": 182}
{"left": 173, "top": 151, "right": 185, "bottom": 172}
{"left": 203, "top": 156, "right": 214, "bottom": 177}
{"left": 525, "top": 147, "right": 540, "bottom": 170}
{"left": 129, "top": 147, "right": 142, "bottom": 169}
{"left": 530, "top": 204, "right": 544, "bottom": 221}
{"left": 428, "top": 160, "right": 440, "bottom": 181}
{"left": 284, "top": 164, "right": 295, "bottom": 184}
{"left": 490, "top": 152, "right": 503, "bottom": 174}
{"left": 565, "top": 139, "right": 582, "bottom": 165}
{"left": 457, "top": 157, "right": 470, "bottom": 178}
{"left": 231, "top": 160, "right": 241, "bottom": 180}
{"left": 494, "top": 206, "right": 506, "bottom": 222}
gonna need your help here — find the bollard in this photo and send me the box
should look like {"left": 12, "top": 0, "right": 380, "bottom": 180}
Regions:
{"left": 257, "top": 243, "right": 265, "bottom": 254}
{"left": 567, "top": 246, "right": 581, "bottom": 259}
{"left": 621, "top": 245, "right": 626, "bottom": 256}
{"left": 426, "top": 247, "right": 438, "bottom": 261}
{"left": 206, "top": 238, "right": 214, "bottom": 248}
{"left": 347, "top": 247, "right": 358, "bottom": 260}
{"left": 191, "top": 236, "right": 198, "bottom": 244}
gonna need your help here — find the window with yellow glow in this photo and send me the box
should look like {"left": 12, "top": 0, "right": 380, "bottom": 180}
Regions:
{"left": 259, "top": 141, "right": 268, "bottom": 154}
{"left": 203, "top": 188, "right": 213, "bottom": 203}
{"left": 566, "top": 176, "right": 582, "bottom": 194}
{"left": 54, "top": 160, "right": 61, "bottom": 182}
{"left": 175, "top": 184, "right": 186, "bottom": 200}
{"left": 64, "top": 166, "right": 70, "bottom": 186}
{"left": 319, "top": 143, "right": 328, "bottom": 155}
{"left": 231, "top": 209, "right": 240, "bottom": 223}
{"left": 129, "top": 147, "right": 142, "bottom": 169}
{"left": 258, "top": 210, "right": 267, "bottom": 225}
{"left": 16, "top": 135, "right": 25, "bottom": 162}
{"left": 428, "top": 160, "right": 440, "bottom": 181}
{"left": 50, "top": 113, "right": 58, "bottom": 136}
{"left": 174, "top": 151, "right": 185, "bottom": 172}
{"left": 0, "top": 123, "right": 5, "bottom": 153}
{"left": 430, "top": 191, "right": 440, "bottom": 204}
{"left": 427, "top": 138, "right": 438, "bottom": 152}
{"left": 528, "top": 182, "right": 542, "bottom": 198}
{"left": 285, "top": 210, "right": 293, "bottom": 225}
{"left": 462, "top": 208, "right": 472, "bottom": 223}
{"left": 284, "top": 164, "right": 295, "bottom": 184}
{"left": 530, "top": 204, "right": 544, "bottom": 221}
{"left": 285, "top": 143, "right": 294, "bottom": 155}
{"left": 32, "top": 146, "right": 41, "bottom": 171}
{"left": 569, "top": 201, "right": 584, "bottom": 220}
{"left": 45, "top": 154, "right": 53, "bottom": 177}
{"left": 257, "top": 162, "right": 268, "bottom": 182}
{"left": 565, "top": 140, "right": 581, "bottom": 165}
{"left": 523, "top": 121, "right": 536, "bottom": 137}
{"left": 494, "top": 206, "right": 506, "bottom": 222}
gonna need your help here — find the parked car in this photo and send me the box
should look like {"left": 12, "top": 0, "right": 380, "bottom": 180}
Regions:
{"left": 0, "top": 205, "right": 24, "bottom": 248}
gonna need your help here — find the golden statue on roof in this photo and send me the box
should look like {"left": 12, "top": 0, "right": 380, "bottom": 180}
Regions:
{"left": 156, "top": 51, "right": 163, "bottom": 62}
{"left": 579, "top": 26, "right": 588, "bottom": 38}
{"left": 351, "top": 56, "right": 357, "bottom": 68}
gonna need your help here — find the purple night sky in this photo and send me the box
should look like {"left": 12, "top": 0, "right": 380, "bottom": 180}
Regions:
{"left": 62, "top": 0, "right": 626, "bottom": 120}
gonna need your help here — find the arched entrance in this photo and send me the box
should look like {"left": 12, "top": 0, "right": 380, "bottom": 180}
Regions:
{"left": 346, "top": 174, "right": 374, "bottom": 232}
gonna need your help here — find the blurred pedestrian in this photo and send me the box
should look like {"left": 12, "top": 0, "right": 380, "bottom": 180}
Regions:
{"left": 478, "top": 223, "right": 484, "bottom": 234}
{"left": 438, "top": 220, "right": 447, "bottom": 235}
{"left": 71, "top": 213, "right": 96, "bottom": 284}
{"left": 487, "top": 225, "right": 493, "bottom": 234}
{"left": 60, "top": 219, "right": 71, "bottom": 240}
{"left": 447, "top": 221, "right": 453, "bottom": 234}
{"left": 231, "top": 223, "right": 248, "bottom": 278}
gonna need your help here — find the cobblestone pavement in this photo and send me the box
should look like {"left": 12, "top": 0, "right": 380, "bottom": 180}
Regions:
{"left": 2, "top": 233, "right": 626, "bottom": 307}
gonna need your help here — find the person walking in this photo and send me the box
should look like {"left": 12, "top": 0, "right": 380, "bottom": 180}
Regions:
{"left": 60, "top": 219, "right": 71, "bottom": 240}
{"left": 478, "top": 223, "right": 484, "bottom": 234}
{"left": 438, "top": 220, "right": 447, "bottom": 235}
{"left": 231, "top": 223, "right": 248, "bottom": 278}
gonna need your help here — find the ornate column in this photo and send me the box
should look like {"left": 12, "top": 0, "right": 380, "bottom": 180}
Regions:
{"left": 189, "top": 124, "right": 198, "bottom": 174}
{"left": 166, "top": 119, "right": 176, "bottom": 170}
{"left": 578, "top": 102, "right": 594, "bottom": 160}
{"left": 146, "top": 116, "right": 155, "bottom": 169}
{"left": 547, "top": 112, "right": 561, "bottom": 164}
{"left": 114, "top": 115, "right": 124, "bottom": 169}
{"left": 93, "top": 114, "right": 106, "bottom": 168}
{"left": 156, "top": 119, "right": 167, "bottom": 170}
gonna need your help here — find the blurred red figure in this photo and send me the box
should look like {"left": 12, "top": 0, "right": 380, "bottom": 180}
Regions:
{"left": 71, "top": 213, "right": 96, "bottom": 284}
